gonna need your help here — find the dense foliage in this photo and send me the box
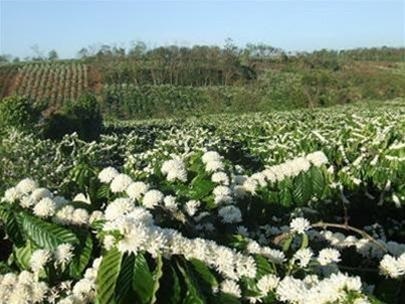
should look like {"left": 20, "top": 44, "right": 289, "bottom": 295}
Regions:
{"left": 0, "top": 101, "right": 404, "bottom": 303}
{"left": 0, "top": 95, "right": 41, "bottom": 133}
{"left": 0, "top": 93, "right": 103, "bottom": 141}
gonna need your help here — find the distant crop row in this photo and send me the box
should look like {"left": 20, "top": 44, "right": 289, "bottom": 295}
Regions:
{"left": 0, "top": 65, "right": 18, "bottom": 98}
{"left": 11, "top": 63, "right": 88, "bottom": 106}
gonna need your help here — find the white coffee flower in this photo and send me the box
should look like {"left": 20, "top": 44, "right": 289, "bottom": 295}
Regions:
{"left": 161, "top": 158, "right": 187, "bottom": 182}
{"left": 202, "top": 151, "right": 222, "bottom": 164}
{"left": 33, "top": 197, "right": 56, "bottom": 218}
{"left": 98, "top": 167, "right": 119, "bottom": 183}
{"left": 54, "top": 205, "right": 75, "bottom": 225}
{"left": 30, "top": 249, "right": 51, "bottom": 272}
{"left": 211, "top": 172, "right": 229, "bottom": 185}
{"left": 16, "top": 178, "right": 38, "bottom": 194}
{"left": 184, "top": 200, "right": 200, "bottom": 216}
{"left": 110, "top": 174, "right": 133, "bottom": 193}
{"left": 205, "top": 160, "right": 225, "bottom": 172}
{"left": 293, "top": 248, "right": 313, "bottom": 267}
{"left": 54, "top": 244, "right": 74, "bottom": 267}
{"left": 163, "top": 195, "right": 178, "bottom": 211}
{"left": 290, "top": 217, "right": 310, "bottom": 234}
{"left": 69, "top": 208, "right": 88, "bottom": 225}
{"left": 105, "top": 198, "right": 135, "bottom": 221}
{"left": 379, "top": 254, "right": 405, "bottom": 278}
{"left": 243, "top": 178, "right": 259, "bottom": 194}
{"left": 317, "top": 248, "right": 341, "bottom": 266}
{"left": 306, "top": 151, "right": 328, "bottom": 167}
{"left": 213, "top": 185, "right": 232, "bottom": 197}
{"left": 257, "top": 274, "right": 279, "bottom": 295}
{"left": 143, "top": 190, "right": 164, "bottom": 209}
{"left": 3, "top": 187, "right": 21, "bottom": 203}
{"left": 220, "top": 280, "right": 241, "bottom": 298}
{"left": 89, "top": 210, "right": 104, "bottom": 224}
{"left": 20, "top": 195, "right": 36, "bottom": 208}
{"left": 126, "top": 181, "right": 149, "bottom": 200}
{"left": 103, "top": 235, "right": 116, "bottom": 250}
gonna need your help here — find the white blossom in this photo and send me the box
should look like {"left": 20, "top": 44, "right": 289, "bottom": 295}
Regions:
{"left": 110, "top": 174, "right": 133, "bottom": 193}
{"left": 257, "top": 274, "right": 279, "bottom": 295}
{"left": 142, "top": 190, "right": 164, "bottom": 209}
{"left": 220, "top": 280, "right": 241, "bottom": 298}
{"left": 317, "top": 248, "right": 341, "bottom": 266}
{"left": 54, "top": 244, "right": 74, "bottom": 267}
{"left": 161, "top": 158, "right": 187, "bottom": 182}
{"left": 290, "top": 217, "right": 310, "bottom": 234}
{"left": 293, "top": 248, "right": 313, "bottom": 267}
{"left": 98, "top": 167, "right": 119, "bottom": 183}
{"left": 105, "top": 198, "right": 135, "bottom": 221}
{"left": 16, "top": 178, "right": 38, "bottom": 194}
{"left": 211, "top": 171, "right": 229, "bottom": 185}
{"left": 72, "top": 208, "right": 90, "bottom": 225}
{"left": 30, "top": 249, "right": 51, "bottom": 273}
{"left": 184, "top": 200, "right": 200, "bottom": 216}
{"left": 126, "top": 181, "right": 149, "bottom": 200}
{"left": 33, "top": 197, "right": 56, "bottom": 218}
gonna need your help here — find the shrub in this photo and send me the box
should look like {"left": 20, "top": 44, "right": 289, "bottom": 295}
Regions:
{"left": 0, "top": 96, "right": 41, "bottom": 133}
{"left": 43, "top": 94, "right": 103, "bottom": 141}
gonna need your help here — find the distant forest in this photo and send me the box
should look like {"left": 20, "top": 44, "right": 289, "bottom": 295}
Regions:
{"left": 0, "top": 43, "right": 404, "bottom": 119}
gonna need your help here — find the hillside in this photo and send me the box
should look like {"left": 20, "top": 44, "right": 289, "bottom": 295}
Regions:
{"left": 0, "top": 46, "right": 404, "bottom": 119}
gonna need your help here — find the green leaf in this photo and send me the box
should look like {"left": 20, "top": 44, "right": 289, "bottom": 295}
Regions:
{"left": 311, "top": 167, "right": 325, "bottom": 197}
{"left": 115, "top": 254, "right": 135, "bottom": 304}
{"left": 176, "top": 260, "right": 205, "bottom": 304}
{"left": 293, "top": 173, "right": 312, "bottom": 205}
{"left": 132, "top": 253, "right": 154, "bottom": 304}
{"left": 19, "top": 212, "right": 79, "bottom": 250}
{"left": 69, "top": 232, "right": 93, "bottom": 278}
{"left": 163, "top": 265, "right": 182, "bottom": 304}
{"left": 254, "top": 255, "right": 274, "bottom": 278}
{"left": 189, "top": 258, "right": 218, "bottom": 288}
{"left": 13, "top": 241, "right": 34, "bottom": 270}
{"left": 279, "top": 180, "right": 293, "bottom": 207}
{"left": 0, "top": 261, "right": 13, "bottom": 274}
{"left": 282, "top": 235, "right": 294, "bottom": 253}
{"left": 151, "top": 254, "right": 164, "bottom": 304}
{"left": 96, "top": 247, "right": 123, "bottom": 304}
{"left": 214, "top": 293, "right": 241, "bottom": 304}
{"left": 97, "top": 184, "right": 111, "bottom": 200}
{"left": 300, "top": 234, "right": 309, "bottom": 250}
{"left": 0, "top": 207, "right": 24, "bottom": 246}
{"left": 190, "top": 174, "right": 215, "bottom": 200}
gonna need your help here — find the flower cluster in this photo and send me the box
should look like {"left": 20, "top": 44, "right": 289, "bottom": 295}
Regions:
{"left": 57, "top": 257, "right": 102, "bottom": 304}
{"left": 242, "top": 151, "right": 328, "bottom": 195}
{"left": 379, "top": 253, "right": 405, "bottom": 278}
{"left": 161, "top": 156, "right": 188, "bottom": 182}
{"left": 202, "top": 151, "right": 225, "bottom": 173}
{"left": 1, "top": 179, "right": 92, "bottom": 226}
{"left": 30, "top": 244, "right": 74, "bottom": 272}
{"left": 0, "top": 271, "right": 49, "bottom": 303}
{"left": 275, "top": 272, "right": 365, "bottom": 304}
{"left": 102, "top": 206, "right": 257, "bottom": 281}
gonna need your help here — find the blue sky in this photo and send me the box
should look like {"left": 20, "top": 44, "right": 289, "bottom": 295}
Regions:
{"left": 0, "top": 0, "right": 404, "bottom": 59}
